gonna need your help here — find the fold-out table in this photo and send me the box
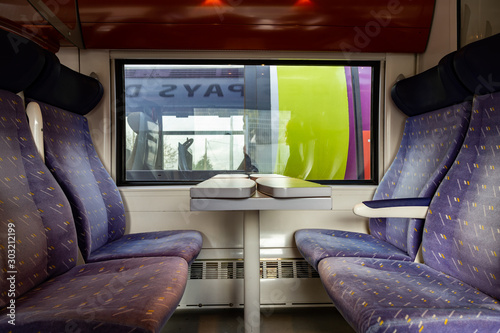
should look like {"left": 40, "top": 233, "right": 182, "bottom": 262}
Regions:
{"left": 190, "top": 175, "right": 332, "bottom": 333}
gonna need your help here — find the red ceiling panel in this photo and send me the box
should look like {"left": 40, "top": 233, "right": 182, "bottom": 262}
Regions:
{"left": 81, "top": 23, "right": 431, "bottom": 52}
{"left": 1, "top": 0, "right": 436, "bottom": 52}
{"left": 78, "top": 0, "right": 434, "bottom": 28}
{"left": 0, "top": 0, "right": 68, "bottom": 51}
{"left": 78, "top": 0, "right": 435, "bottom": 52}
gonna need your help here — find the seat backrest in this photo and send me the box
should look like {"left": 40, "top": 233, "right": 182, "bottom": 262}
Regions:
{"left": 126, "top": 111, "right": 161, "bottom": 171}
{"left": 369, "top": 54, "right": 473, "bottom": 259}
{"left": 24, "top": 54, "right": 126, "bottom": 262}
{"left": 178, "top": 138, "right": 194, "bottom": 171}
{"left": 422, "top": 33, "right": 500, "bottom": 300}
{"left": 0, "top": 30, "right": 78, "bottom": 307}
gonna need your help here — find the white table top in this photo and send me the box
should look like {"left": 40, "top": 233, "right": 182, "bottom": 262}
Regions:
{"left": 191, "top": 191, "right": 332, "bottom": 211}
{"left": 190, "top": 178, "right": 256, "bottom": 199}
{"left": 256, "top": 177, "right": 332, "bottom": 198}
{"left": 190, "top": 175, "right": 332, "bottom": 211}
{"left": 249, "top": 173, "right": 287, "bottom": 180}
{"left": 212, "top": 174, "right": 249, "bottom": 179}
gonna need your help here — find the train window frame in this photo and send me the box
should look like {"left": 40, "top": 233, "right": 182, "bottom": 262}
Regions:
{"left": 114, "top": 59, "right": 380, "bottom": 186}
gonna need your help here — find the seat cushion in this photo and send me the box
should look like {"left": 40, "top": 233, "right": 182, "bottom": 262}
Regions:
{"left": 87, "top": 230, "right": 203, "bottom": 265}
{"left": 0, "top": 256, "right": 189, "bottom": 333}
{"left": 295, "top": 229, "right": 412, "bottom": 270}
{"left": 318, "top": 257, "right": 500, "bottom": 333}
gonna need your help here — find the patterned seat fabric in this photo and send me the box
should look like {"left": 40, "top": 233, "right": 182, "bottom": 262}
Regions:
{"left": 0, "top": 91, "right": 77, "bottom": 308}
{"left": 34, "top": 101, "right": 202, "bottom": 264}
{"left": 3, "top": 256, "right": 188, "bottom": 332}
{"left": 23, "top": 53, "right": 202, "bottom": 264}
{"left": 318, "top": 258, "right": 500, "bottom": 332}
{"left": 316, "top": 34, "right": 500, "bottom": 332}
{"left": 296, "top": 95, "right": 471, "bottom": 270}
{"left": 318, "top": 89, "right": 500, "bottom": 333}
{"left": 0, "top": 90, "right": 188, "bottom": 332}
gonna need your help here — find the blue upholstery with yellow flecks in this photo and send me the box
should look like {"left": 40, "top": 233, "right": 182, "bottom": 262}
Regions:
{"left": 33, "top": 100, "right": 203, "bottom": 264}
{"left": 0, "top": 89, "right": 189, "bottom": 332}
{"left": 1, "top": 256, "right": 189, "bottom": 332}
{"left": 315, "top": 34, "right": 500, "bottom": 332}
{"left": 0, "top": 90, "right": 78, "bottom": 308}
{"left": 421, "top": 91, "right": 500, "bottom": 299}
{"left": 296, "top": 102, "right": 471, "bottom": 270}
{"left": 1, "top": 29, "right": 194, "bottom": 331}
{"left": 318, "top": 258, "right": 500, "bottom": 332}
{"left": 23, "top": 54, "right": 202, "bottom": 264}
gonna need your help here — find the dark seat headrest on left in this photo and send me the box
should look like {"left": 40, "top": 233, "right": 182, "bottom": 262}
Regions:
{"left": 25, "top": 51, "right": 104, "bottom": 115}
{"left": 0, "top": 29, "right": 45, "bottom": 93}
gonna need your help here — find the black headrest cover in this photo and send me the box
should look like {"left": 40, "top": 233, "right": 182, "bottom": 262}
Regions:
{"left": 391, "top": 52, "right": 472, "bottom": 116}
{"left": 453, "top": 33, "right": 500, "bottom": 95}
{"left": 25, "top": 54, "right": 103, "bottom": 115}
{"left": 0, "top": 29, "right": 45, "bottom": 93}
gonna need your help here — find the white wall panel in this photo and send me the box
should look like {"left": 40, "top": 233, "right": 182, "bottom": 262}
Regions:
{"left": 126, "top": 210, "right": 244, "bottom": 249}
{"left": 383, "top": 53, "right": 416, "bottom": 171}
{"left": 79, "top": 49, "right": 112, "bottom": 171}
{"left": 121, "top": 187, "right": 191, "bottom": 212}
{"left": 418, "top": 0, "right": 458, "bottom": 72}
{"left": 260, "top": 210, "right": 369, "bottom": 249}
{"left": 56, "top": 47, "right": 79, "bottom": 71}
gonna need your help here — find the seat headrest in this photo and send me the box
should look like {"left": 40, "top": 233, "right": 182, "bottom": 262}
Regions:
{"left": 453, "top": 33, "right": 500, "bottom": 95}
{"left": 391, "top": 51, "right": 472, "bottom": 116}
{"left": 25, "top": 50, "right": 104, "bottom": 115}
{"left": 0, "top": 29, "right": 46, "bottom": 93}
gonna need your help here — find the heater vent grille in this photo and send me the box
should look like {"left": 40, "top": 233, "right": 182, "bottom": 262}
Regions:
{"left": 188, "top": 259, "right": 319, "bottom": 280}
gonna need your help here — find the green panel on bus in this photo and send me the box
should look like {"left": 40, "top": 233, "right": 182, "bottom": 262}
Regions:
{"left": 275, "top": 66, "right": 349, "bottom": 180}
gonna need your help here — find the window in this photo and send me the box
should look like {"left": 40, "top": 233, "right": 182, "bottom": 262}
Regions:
{"left": 115, "top": 60, "right": 380, "bottom": 185}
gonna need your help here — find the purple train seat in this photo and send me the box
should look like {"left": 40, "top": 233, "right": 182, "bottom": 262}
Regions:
{"left": 24, "top": 50, "right": 202, "bottom": 264}
{"left": 317, "top": 34, "right": 500, "bottom": 332}
{"left": 0, "top": 29, "right": 189, "bottom": 332}
{"left": 295, "top": 52, "right": 472, "bottom": 270}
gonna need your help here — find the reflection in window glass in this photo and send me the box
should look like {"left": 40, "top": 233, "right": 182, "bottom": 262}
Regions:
{"left": 116, "top": 61, "right": 379, "bottom": 185}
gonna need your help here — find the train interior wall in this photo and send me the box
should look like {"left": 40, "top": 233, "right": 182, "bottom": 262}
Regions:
{"left": 54, "top": 0, "right": 458, "bottom": 307}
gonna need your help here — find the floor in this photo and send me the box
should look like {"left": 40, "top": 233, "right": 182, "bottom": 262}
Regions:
{"left": 162, "top": 307, "right": 355, "bottom": 333}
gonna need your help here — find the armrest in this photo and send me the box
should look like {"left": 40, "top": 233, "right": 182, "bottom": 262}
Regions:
{"left": 353, "top": 197, "right": 431, "bottom": 219}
